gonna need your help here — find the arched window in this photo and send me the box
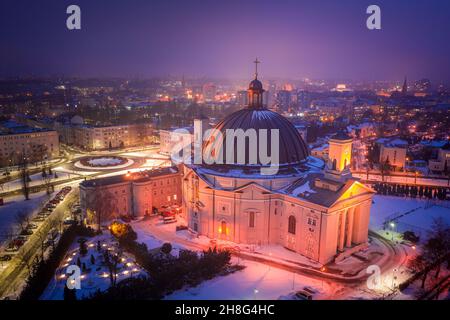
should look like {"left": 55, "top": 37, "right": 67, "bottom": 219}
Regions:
{"left": 288, "top": 215, "right": 296, "bottom": 235}
{"left": 249, "top": 212, "right": 255, "bottom": 228}
{"left": 332, "top": 159, "right": 337, "bottom": 170}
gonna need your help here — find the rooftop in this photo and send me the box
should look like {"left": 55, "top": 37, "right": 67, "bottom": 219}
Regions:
{"left": 80, "top": 166, "right": 179, "bottom": 188}
{"left": 0, "top": 120, "right": 54, "bottom": 135}
{"left": 283, "top": 173, "right": 359, "bottom": 207}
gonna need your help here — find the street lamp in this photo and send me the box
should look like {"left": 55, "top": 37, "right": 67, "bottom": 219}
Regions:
{"left": 390, "top": 222, "right": 396, "bottom": 241}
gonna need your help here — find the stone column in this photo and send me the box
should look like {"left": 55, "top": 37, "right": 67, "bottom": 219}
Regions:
{"left": 346, "top": 207, "right": 355, "bottom": 248}
{"left": 338, "top": 209, "right": 347, "bottom": 251}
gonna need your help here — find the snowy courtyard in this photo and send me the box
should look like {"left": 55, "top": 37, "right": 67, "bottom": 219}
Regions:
{"left": 166, "top": 258, "right": 330, "bottom": 300}
{"left": 370, "top": 195, "right": 450, "bottom": 239}
{"left": 41, "top": 235, "right": 146, "bottom": 300}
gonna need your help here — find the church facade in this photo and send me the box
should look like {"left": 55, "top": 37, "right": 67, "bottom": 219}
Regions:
{"left": 182, "top": 67, "right": 375, "bottom": 264}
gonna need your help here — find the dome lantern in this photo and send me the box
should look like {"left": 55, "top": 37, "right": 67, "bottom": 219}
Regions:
{"left": 248, "top": 58, "right": 264, "bottom": 108}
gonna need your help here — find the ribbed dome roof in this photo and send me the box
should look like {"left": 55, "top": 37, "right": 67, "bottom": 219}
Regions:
{"left": 203, "top": 108, "right": 309, "bottom": 167}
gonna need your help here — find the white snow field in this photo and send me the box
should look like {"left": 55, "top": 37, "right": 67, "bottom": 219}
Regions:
{"left": 165, "top": 258, "right": 330, "bottom": 300}
{"left": 74, "top": 157, "right": 134, "bottom": 170}
{"left": 370, "top": 195, "right": 450, "bottom": 238}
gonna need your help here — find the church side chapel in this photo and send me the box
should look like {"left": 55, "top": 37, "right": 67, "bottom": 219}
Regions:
{"left": 182, "top": 61, "right": 375, "bottom": 264}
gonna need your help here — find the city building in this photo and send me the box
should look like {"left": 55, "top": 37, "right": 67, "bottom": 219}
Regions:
{"left": 275, "top": 90, "right": 292, "bottom": 112}
{"left": 202, "top": 83, "right": 217, "bottom": 102}
{"left": 294, "top": 124, "right": 308, "bottom": 142}
{"left": 159, "top": 118, "right": 210, "bottom": 156}
{"left": 182, "top": 72, "right": 375, "bottom": 264}
{"left": 377, "top": 138, "right": 408, "bottom": 169}
{"left": 80, "top": 166, "right": 182, "bottom": 226}
{"left": 0, "top": 120, "right": 60, "bottom": 166}
{"left": 237, "top": 90, "right": 248, "bottom": 107}
{"left": 428, "top": 143, "right": 450, "bottom": 172}
{"left": 55, "top": 117, "right": 154, "bottom": 150}
{"left": 310, "top": 144, "right": 329, "bottom": 160}
{"left": 347, "top": 122, "right": 377, "bottom": 139}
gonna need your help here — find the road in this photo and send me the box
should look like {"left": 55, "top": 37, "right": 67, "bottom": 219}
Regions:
{"left": 0, "top": 189, "right": 78, "bottom": 299}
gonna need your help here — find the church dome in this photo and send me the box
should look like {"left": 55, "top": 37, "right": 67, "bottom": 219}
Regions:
{"left": 206, "top": 108, "right": 309, "bottom": 167}
{"left": 249, "top": 79, "right": 263, "bottom": 90}
{"left": 201, "top": 60, "right": 309, "bottom": 170}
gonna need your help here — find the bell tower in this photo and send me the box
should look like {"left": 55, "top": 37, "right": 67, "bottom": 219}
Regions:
{"left": 325, "top": 131, "right": 353, "bottom": 182}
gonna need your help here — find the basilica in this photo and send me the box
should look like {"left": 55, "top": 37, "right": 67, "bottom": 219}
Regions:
{"left": 182, "top": 67, "right": 375, "bottom": 264}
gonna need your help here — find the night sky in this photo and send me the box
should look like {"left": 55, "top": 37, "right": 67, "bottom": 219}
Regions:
{"left": 1, "top": 0, "right": 450, "bottom": 82}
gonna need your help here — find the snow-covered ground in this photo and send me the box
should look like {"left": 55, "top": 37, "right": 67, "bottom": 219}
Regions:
{"left": 166, "top": 258, "right": 330, "bottom": 300}
{"left": 0, "top": 181, "right": 81, "bottom": 248}
{"left": 121, "top": 150, "right": 168, "bottom": 159}
{"left": 74, "top": 158, "right": 134, "bottom": 170}
{"left": 2, "top": 170, "right": 76, "bottom": 192}
{"left": 41, "top": 235, "right": 146, "bottom": 300}
{"left": 370, "top": 195, "right": 450, "bottom": 238}
{"left": 52, "top": 166, "right": 97, "bottom": 176}
{"left": 87, "top": 157, "right": 123, "bottom": 166}
{"left": 0, "top": 192, "right": 49, "bottom": 247}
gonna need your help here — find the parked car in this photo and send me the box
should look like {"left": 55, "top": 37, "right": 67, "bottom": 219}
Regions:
{"left": 279, "top": 287, "right": 318, "bottom": 300}
{"left": 161, "top": 211, "right": 175, "bottom": 218}
{"left": 32, "top": 216, "right": 45, "bottom": 222}
{"left": 4, "top": 246, "right": 18, "bottom": 253}
{"left": 26, "top": 223, "right": 38, "bottom": 230}
{"left": 163, "top": 216, "right": 177, "bottom": 224}
{"left": 63, "top": 218, "right": 76, "bottom": 225}
{"left": 20, "top": 229, "right": 33, "bottom": 236}
{"left": 0, "top": 255, "right": 12, "bottom": 262}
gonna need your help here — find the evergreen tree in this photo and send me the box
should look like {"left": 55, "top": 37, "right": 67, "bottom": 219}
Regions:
{"left": 64, "top": 285, "right": 77, "bottom": 301}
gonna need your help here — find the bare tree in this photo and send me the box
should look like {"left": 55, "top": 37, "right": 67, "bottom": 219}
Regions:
{"left": 103, "top": 249, "right": 122, "bottom": 287}
{"left": 424, "top": 218, "right": 450, "bottom": 279}
{"left": 35, "top": 228, "right": 48, "bottom": 262}
{"left": 86, "top": 188, "right": 118, "bottom": 231}
{"left": 380, "top": 156, "right": 391, "bottom": 182}
{"left": 15, "top": 210, "right": 29, "bottom": 232}
{"left": 15, "top": 249, "right": 33, "bottom": 278}
{"left": 42, "top": 166, "right": 53, "bottom": 195}
{"left": 408, "top": 254, "right": 430, "bottom": 289}
{"left": 0, "top": 226, "right": 15, "bottom": 244}
{"left": 18, "top": 153, "right": 30, "bottom": 200}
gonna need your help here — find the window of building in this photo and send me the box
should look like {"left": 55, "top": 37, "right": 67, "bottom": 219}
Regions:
{"left": 249, "top": 211, "right": 255, "bottom": 228}
{"left": 307, "top": 217, "right": 317, "bottom": 227}
{"left": 220, "top": 220, "right": 227, "bottom": 235}
{"left": 173, "top": 194, "right": 177, "bottom": 200}
{"left": 288, "top": 215, "right": 296, "bottom": 234}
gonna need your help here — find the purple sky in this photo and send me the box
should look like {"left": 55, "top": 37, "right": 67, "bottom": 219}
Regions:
{"left": 1, "top": 0, "right": 450, "bottom": 82}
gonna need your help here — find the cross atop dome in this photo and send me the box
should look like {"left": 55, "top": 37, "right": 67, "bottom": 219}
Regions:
{"left": 254, "top": 57, "right": 260, "bottom": 79}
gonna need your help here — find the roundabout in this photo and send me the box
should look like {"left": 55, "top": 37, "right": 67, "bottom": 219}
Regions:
{"left": 74, "top": 156, "right": 134, "bottom": 170}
